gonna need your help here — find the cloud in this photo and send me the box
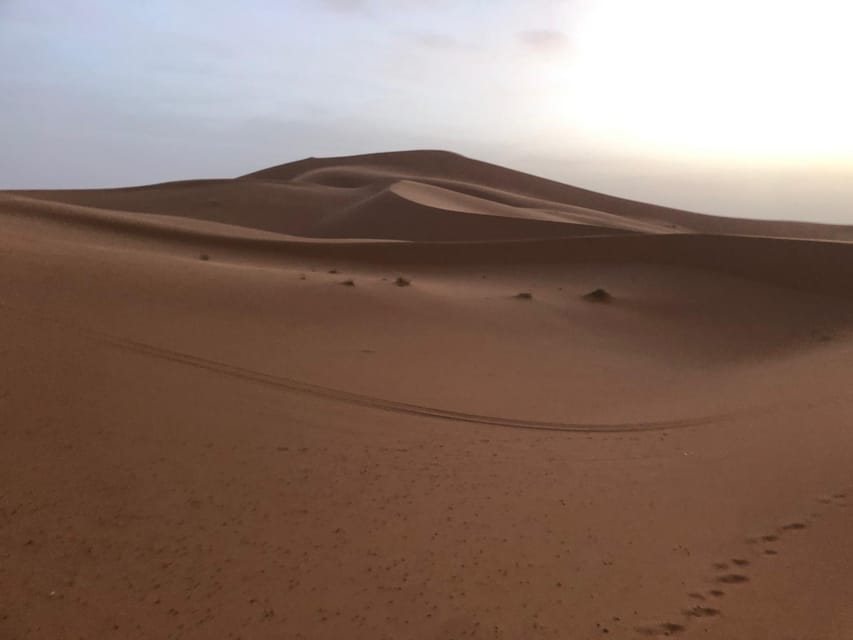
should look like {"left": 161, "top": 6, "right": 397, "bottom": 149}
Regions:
{"left": 320, "top": 0, "right": 367, "bottom": 13}
{"left": 517, "top": 29, "right": 569, "bottom": 52}
{"left": 413, "top": 32, "right": 472, "bottom": 51}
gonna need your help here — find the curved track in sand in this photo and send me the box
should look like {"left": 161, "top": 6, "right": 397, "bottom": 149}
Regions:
{"left": 107, "top": 336, "right": 744, "bottom": 434}
{"left": 0, "top": 299, "right": 743, "bottom": 434}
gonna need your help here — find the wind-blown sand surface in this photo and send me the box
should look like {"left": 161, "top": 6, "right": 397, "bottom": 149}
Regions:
{"left": 2, "top": 150, "right": 853, "bottom": 639}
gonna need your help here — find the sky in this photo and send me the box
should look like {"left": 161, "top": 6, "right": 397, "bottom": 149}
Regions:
{"left": 1, "top": 0, "right": 851, "bottom": 222}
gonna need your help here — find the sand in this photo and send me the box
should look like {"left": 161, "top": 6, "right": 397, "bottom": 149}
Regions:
{"left": 2, "top": 150, "right": 853, "bottom": 639}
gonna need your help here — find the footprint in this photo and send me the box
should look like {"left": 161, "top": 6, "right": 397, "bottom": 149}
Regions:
{"left": 780, "top": 522, "right": 807, "bottom": 531}
{"left": 684, "top": 606, "right": 720, "bottom": 618}
{"left": 708, "top": 589, "right": 725, "bottom": 598}
{"left": 761, "top": 534, "right": 779, "bottom": 542}
{"left": 763, "top": 549, "right": 778, "bottom": 556}
{"left": 731, "top": 558, "right": 750, "bottom": 567}
{"left": 687, "top": 592, "right": 706, "bottom": 600}
{"left": 712, "top": 562, "right": 729, "bottom": 570}
{"left": 717, "top": 574, "right": 749, "bottom": 584}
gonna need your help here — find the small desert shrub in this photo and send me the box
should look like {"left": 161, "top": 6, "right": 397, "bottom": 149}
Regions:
{"left": 395, "top": 277, "right": 411, "bottom": 287}
{"left": 811, "top": 329, "right": 832, "bottom": 342}
{"left": 515, "top": 292, "right": 533, "bottom": 300}
{"left": 582, "top": 288, "right": 611, "bottom": 303}
{"left": 340, "top": 279, "right": 355, "bottom": 287}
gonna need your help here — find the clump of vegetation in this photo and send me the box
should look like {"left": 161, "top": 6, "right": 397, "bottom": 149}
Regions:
{"left": 515, "top": 292, "right": 533, "bottom": 300}
{"left": 394, "top": 276, "right": 411, "bottom": 287}
{"left": 340, "top": 279, "right": 355, "bottom": 287}
{"left": 684, "top": 606, "right": 720, "bottom": 618}
{"left": 582, "top": 288, "right": 612, "bottom": 303}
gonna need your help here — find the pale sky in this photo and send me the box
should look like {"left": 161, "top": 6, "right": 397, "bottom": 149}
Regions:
{"left": 1, "top": 0, "right": 851, "bottom": 222}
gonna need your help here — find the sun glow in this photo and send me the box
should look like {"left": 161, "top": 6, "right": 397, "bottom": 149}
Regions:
{"left": 562, "top": 0, "right": 853, "bottom": 164}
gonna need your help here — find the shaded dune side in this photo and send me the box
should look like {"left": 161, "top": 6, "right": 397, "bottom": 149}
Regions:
{"left": 382, "top": 180, "right": 678, "bottom": 234}
{"left": 10, "top": 180, "right": 362, "bottom": 237}
{"left": 4, "top": 194, "right": 853, "bottom": 299}
{"left": 10, "top": 176, "right": 627, "bottom": 241}
{"left": 312, "top": 184, "right": 633, "bottom": 241}
{"left": 10, "top": 179, "right": 636, "bottom": 242}
{"left": 274, "top": 167, "right": 689, "bottom": 233}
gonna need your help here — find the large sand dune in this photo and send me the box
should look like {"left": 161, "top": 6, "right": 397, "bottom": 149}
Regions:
{"left": 3, "top": 150, "right": 853, "bottom": 639}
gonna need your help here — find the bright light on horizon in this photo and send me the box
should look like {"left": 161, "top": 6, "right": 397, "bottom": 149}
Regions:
{"left": 1, "top": 0, "right": 851, "bottom": 224}
{"left": 550, "top": 0, "right": 853, "bottom": 166}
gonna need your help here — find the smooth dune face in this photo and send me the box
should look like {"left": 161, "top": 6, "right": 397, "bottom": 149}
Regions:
{"left": 3, "top": 150, "right": 853, "bottom": 639}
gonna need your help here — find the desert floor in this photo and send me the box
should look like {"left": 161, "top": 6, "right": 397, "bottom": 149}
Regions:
{"left": 3, "top": 151, "right": 853, "bottom": 639}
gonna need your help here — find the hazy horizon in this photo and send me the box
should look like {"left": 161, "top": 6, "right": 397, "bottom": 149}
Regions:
{"left": 2, "top": 0, "right": 851, "bottom": 223}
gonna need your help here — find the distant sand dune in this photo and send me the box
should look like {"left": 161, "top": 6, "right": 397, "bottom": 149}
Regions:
{"left": 12, "top": 149, "right": 853, "bottom": 243}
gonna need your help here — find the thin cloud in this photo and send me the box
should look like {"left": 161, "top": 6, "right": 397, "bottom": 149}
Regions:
{"left": 318, "top": 0, "right": 447, "bottom": 14}
{"left": 517, "top": 29, "right": 569, "bottom": 52}
{"left": 320, "top": 0, "right": 367, "bottom": 13}
{"left": 413, "top": 32, "right": 472, "bottom": 51}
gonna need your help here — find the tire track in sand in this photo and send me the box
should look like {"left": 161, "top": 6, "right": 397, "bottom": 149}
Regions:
{"left": 0, "top": 300, "right": 745, "bottom": 434}
{"left": 102, "top": 334, "right": 743, "bottom": 434}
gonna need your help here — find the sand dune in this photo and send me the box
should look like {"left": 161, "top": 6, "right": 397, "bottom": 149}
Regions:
{"left": 14, "top": 149, "right": 853, "bottom": 242}
{"left": 244, "top": 150, "right": 853, "bottom": 240}
{"left": 3, "top": 150, "right": 853, "bottom": 640}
